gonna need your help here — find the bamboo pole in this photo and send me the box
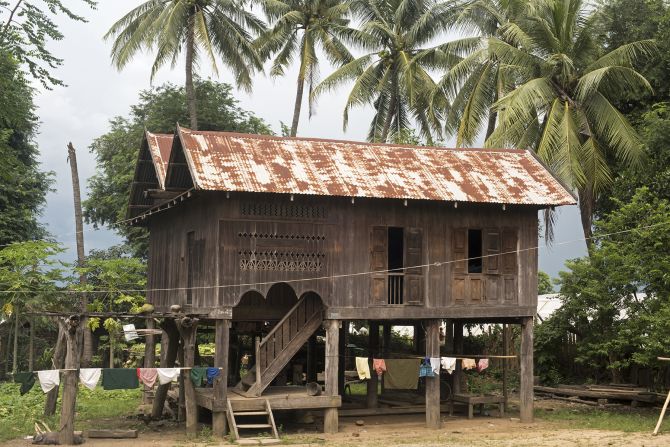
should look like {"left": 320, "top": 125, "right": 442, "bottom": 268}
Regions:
{"left": 653, "top": 357, "right": 670, "bottom": 435}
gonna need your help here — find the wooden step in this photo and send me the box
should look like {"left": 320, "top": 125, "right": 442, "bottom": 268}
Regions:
{"left": 237, "top": 424, "right": 273, "bottom": 429}
{"left": 235, "top": 411, "right": 268, "bottom": 416}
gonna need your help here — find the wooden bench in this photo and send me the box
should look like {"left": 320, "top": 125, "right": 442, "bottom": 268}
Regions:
{"left": 449, "top": 393, "right": 505, "bottom": 419}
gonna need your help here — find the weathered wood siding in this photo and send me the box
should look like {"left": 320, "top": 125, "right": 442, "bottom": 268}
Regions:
{"left": 147, "top": 191, "right": 538, "bottom": 320}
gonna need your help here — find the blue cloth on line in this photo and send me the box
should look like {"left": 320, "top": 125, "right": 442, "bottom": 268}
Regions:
{"left": 206, "top": 367, "right": 220, "bottom": 385}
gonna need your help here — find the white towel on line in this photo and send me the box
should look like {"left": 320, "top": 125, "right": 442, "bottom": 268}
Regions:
{"left": 37, "top": 370, "right": 60, "bottom": 393}
{"left": 440, "top": 357, "right": 456, "bottom": 374}
{"left": 157, "top": 368, "right": 180, "bottom": 385}
{"left": 429, "top": 357, "right": 441, "bottom": 375}
{"left": 79, "top": 368, "right": 101, "bottom": 390}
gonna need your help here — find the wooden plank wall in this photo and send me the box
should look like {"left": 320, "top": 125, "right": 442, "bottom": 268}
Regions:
{"left": 146, "top": 191, "right": 539, "bottom": 319}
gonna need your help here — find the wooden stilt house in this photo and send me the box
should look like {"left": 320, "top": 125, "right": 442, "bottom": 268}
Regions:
{"left": 128, "top": 126, "right": 576, "bottom": 437}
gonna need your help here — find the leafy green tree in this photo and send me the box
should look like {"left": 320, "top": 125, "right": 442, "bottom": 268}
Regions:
{"left": 313, "top": 0, "right": 451, "bottom": 142}
{"left": 536, "top": 187, "right": 670, "bottom": 385}
{"left": 593, "top": 0, "right": 670, "bottom": 117}
{"left": 478, "top": 0, "right": 655, "bottom": 246}
{"left": 73, "top": 248, "right": 147, "bottom": 367}
{"left": 105, "top": 0, "right": 265, "bottom": 130}
{"left": 0, "top": 51, "right": 52, "bottom": 245}
{"left": 0, "top": 0, "right": 96, "bottom": 88}
{"left": 255, "top": 0, "right": 354, "bottom": 136}
{"left": 83, "top": 80, "right": 272, "bottom": 258}
{"left": 537, "top": 271, "right": 553, "bottom": 295}
{"left": 0, "top": 241, "right": 69, "bottom": 372}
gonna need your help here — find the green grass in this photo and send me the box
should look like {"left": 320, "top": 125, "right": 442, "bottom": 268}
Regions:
{"left": 536, "top": 405, "right": 670, "bottom": 432}
{"left": 0, "top": 381, "right": 142, "bottom": 442}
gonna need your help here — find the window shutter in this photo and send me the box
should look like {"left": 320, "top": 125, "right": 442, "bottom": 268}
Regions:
{"left": 485, "top": 229, "right": 500, "bottom": 274}
{"left": 404, "top": 227, "right": 424, "bottom": 304}
{"left": 452, "top": 228, "right": 467, "bottom": 274}
{"left": 502, "top": 229, "right": 518, "bottom": 274}
{"left": 370, "top": 226, "right": 387, "bottom": 305}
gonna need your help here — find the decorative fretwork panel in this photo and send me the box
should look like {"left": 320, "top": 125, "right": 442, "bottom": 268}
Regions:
{"left": 238, "top": 251, "right": 325, "bottom": 272}
{"left": 240, "top": 202, "right": 328, "bottom": 220}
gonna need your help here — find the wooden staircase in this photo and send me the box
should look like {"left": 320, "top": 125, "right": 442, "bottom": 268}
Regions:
{"left": 236, "top": 294, "right": 323, "bottom": 397}
{"left": 226, "top": 398, "right": 279, "bottom": 443}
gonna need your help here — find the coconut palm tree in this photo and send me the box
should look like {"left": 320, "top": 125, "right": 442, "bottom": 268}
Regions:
{"left": 482, "top": 0, "right": 655, "bottom": 244}
{"left": 254, "top": 0, "right": 355, "bottom": 137}
{"left": 105, "top": 0, "right": 265, "bottom": 130}
{"left": 422, "top": 0, "right": 530, "bottom": 146}
{"left": 313, "top": 0, "right": 453, "bottom": 143}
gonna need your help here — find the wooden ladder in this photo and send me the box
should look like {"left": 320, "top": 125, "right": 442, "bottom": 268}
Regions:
{"left": 226, "top": 398, "right": 279, "bottom": 444}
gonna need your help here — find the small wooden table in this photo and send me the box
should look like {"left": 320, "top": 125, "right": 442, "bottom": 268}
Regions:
{"left": 450, "top": 393, "right": 505, "bottom": 419}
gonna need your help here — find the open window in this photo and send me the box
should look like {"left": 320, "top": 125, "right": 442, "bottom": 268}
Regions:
{"left": 467, "top": 229, "right": 483, "bottom": 273}
{"left": 370, "top": 226, "right": 423, "bottom": 306}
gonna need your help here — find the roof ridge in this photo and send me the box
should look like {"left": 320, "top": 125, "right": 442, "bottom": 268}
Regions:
{"left": 176, "top": 127, "right": 525, "bottom": 154}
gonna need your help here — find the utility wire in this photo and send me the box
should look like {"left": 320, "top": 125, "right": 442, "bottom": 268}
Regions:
{"left": 0, "top": 220, "right": 667, "bottom": 295}
{"left": 0, "top": 188, "right": 195, "bottom": 249}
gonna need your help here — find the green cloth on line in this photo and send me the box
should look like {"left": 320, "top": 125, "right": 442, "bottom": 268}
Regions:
{"left": 102, "top": 368, "right": 139, "bottom": 390}
{"left": 14, "top": 372, "right": 36, "bottom": 395}
{"left": 190, "top": 367, "right": 207, "bottom": 387}
{"left": 384, "top": 359, "right": 421, "bottom": 390}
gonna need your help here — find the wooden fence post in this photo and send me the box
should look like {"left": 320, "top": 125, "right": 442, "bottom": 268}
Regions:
{"left": 212, "top": 319, "right": 229, "bottom": 438}
{"left": 520, "top": 317, "right": 534, "bottom": 423}
{"left": 426, "top": 319, "right": 441, "bottom": 429}
{"left": 176, "top": 316, "right": 199, "bottom": 434}
{"left": 152, "top": 319, "right": 180, "bottom": 419}
{"left": 59, "top": 315, "right": 82, "bottom": 445}
{"left": 324, "top": 320, "right": 339, "bottom": 434}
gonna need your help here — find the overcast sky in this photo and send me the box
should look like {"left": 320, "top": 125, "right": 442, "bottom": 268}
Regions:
{"left": 33, "top": 1, "right": 586, "bottom": 283}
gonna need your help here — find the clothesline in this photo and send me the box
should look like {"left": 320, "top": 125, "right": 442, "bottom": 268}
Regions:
{"left": 12, "top": 366, "right": 225, "bottom": 396}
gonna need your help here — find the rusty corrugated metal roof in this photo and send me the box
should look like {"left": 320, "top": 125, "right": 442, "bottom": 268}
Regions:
{"left": 174, "top": 126, "right": 576, "bottom": 206}
{"left": 146, "top": 131, "right": 173, "bottom": 189}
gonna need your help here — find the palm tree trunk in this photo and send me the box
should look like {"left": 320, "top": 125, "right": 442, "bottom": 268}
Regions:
{"left": 12, "top": 307, "right": 18, "bottom": 374}
{"left": 578, "top": 188, "right": 594, "bottom": 254}
{"left": 67, "top": 142, "right": 93, "bottom": 367}
{"left": 28, "top": 317, "right": 33, "bottom": 371}
{"left": 380, "top": 89, "right": 398, "bottom": 143}
{"left": 290, "top": 74, "right": 305, "bottom": 137}
{"left": 185, "top": 13, "right": 198, "bottom": 130}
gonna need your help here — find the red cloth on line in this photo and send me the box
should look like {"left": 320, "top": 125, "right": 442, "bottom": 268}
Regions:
{"left": 373, "top": 358, "right": 387, "bottom": 376}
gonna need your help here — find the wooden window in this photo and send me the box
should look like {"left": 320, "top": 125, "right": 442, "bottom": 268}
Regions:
{"left": 452, "top": 228, "right": 467, "bottom": 274}
{"left": 370, "top": 226, "right": 388, "bottom": 305}
{"left": 502, "top": 229, "right": 518, "bottom": 274}
{"left": 404, "top": 227, "right": 423, "bottom": 305}
{"left": 186, "top": 231, "right": 205, "bottom": 306}
{"left": 467, "top": 229, "right": 483, "bottom": 273}
{"left": 485, "top": 229, "right": 500, "bottom": 273}
{"left": 370, "top": 226, "right": 424, "bottom": 305}
{"left": 186, "top": 231, "right": 195, "bottom": 305}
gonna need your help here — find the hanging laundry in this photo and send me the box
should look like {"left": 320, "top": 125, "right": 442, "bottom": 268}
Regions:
{"left": 79, "top": 368, "right": 101, "bottom": 391}
{"left": 372, "top": 358, "right": 387, "bottom": 377}
{"left": 37, "top": 370, "right": 60, "bottom": 393}
{"left": 355, "top": 357, "right": 371, "bottom": 380}
{"left": 14, "top": 372, "right": 36, "bottom": 395}
{"left": 385, "top": 359, "right": 421, "bottom": 389}
{"left": 477, "top": 358, "right": 489, "bottom": 373}
{"left": 190, "top": 367, "right": 207, "bottom": 387}
{"left": 206, "top": 367, "right": 221, "bottom": 385}
{"left": 157, "top": 368, "right": 180, "bottom": 385}
{"left": 419, "top": 358, "right": 435, "bottom": 378}
{"left": 138, "top": 368, "right": 158, "bottom": 388}
{"left": 440, "top": 357, "right": 456, "bottom": 374}
{"left": 429, "top": 358, "right": 441, "bottom": 375}
{"left": 102, "top": 368, "right": 139, "bottom": 390}
{"left": 461, "top": 358, "right": 477, "bottom": 370}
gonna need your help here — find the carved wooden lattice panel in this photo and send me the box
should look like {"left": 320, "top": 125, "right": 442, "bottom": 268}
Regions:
{"left": 234, "top": 222, "right": 328, "bottom": 273}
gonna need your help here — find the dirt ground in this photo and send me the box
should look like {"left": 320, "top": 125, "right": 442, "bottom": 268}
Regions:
{"left": 3, "top": 404, "right": 670, "bottom": 446}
